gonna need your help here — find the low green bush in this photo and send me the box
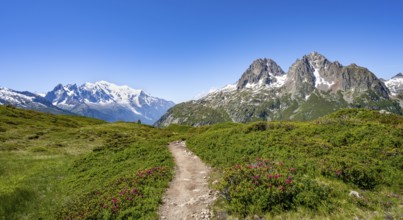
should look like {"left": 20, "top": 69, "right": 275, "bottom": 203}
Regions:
{"left": 57, "top": 166, "right": 170, "bottom": 219}
{"left": 187, "top": 109, "right": 402, "bottom": 218}
{"left": 218, "top": 158, "right": 332, "bottom": 217}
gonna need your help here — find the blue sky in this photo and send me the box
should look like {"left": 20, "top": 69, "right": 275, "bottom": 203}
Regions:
{"left": 1, "top": 0, "right": 402, "bottom": 103}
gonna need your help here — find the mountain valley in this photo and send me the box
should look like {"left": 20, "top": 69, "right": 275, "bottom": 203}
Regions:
{"left": 1, "top": 52, "right": 403, "bottom": 219}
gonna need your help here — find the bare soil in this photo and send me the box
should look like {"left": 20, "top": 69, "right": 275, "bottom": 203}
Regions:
{"left": 158, "top": 141, "right": 217, "bottom": 220}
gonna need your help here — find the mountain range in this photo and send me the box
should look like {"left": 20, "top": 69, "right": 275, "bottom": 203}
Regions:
{"left": 1, "top": 52, "right": 402, "bottom": 126}
{"left": 44, "top": 81, "right": 175, "bottom": 124}
{"left": 0, "top": 87, "right": 72, "bottom": 115}
{"left": 0, "top": 81, "right": 174, "bottom": 124}
{"left": 155, "top": 52, "right": 403, "bottom": 127}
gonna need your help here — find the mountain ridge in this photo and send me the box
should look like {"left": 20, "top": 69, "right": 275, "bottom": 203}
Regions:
{"left": 384, "top": 73, "right": 403, "bottom": 96}
{"left": 0, "top": 81, "right": 174, "bottom": 124}
{"left": 155, "top": 52, "right": 403, "bottom": 127}
{"left": 44, "top": 81, "right": 175, "bottom": 124}
{"left": 0, "top": 87, "right": 74, "bottom": 115}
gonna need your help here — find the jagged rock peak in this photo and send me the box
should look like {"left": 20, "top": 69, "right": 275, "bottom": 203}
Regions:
{"left": 237, "top": 58, "right": 285, "bottom": 89}
{"left": 385, "top": 73, "right": 403, "bottom": 96}
{"left": 305, "top": 51, "right": 326, "bottom": 60}
{"left": 301, "top": 51, "right": 331, "bottom": 69}
{"left": 392, "top": 73, "right": 403, "bottom": 79}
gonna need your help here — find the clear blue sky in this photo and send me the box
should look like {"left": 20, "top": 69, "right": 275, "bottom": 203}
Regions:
{"left": 1, "top": 0, "right": 402, "bottom": 103}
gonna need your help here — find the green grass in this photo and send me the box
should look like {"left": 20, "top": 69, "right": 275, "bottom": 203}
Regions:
{"left": 159, "top": 102, "right": 232, "bottom": 126}
{"left": 186, "top": 108, "right": 403, "bottom": 219}
{"left": 1, "top": 106, "right": 402, "bottom": 219}
{"left": 0, "top": 105, "right": 183, "bottom": 219}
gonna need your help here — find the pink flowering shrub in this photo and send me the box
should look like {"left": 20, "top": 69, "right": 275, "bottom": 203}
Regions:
{"left": 320, "top": 159, "right": 382, "bottom": 190}
{"left": 218, "top": 158, "right": 332, "bottom": 216}
{"left": 58, "top": 166, "right": 171, "bottom": 219}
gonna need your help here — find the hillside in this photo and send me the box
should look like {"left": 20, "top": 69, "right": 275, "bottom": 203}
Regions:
{"left": 155, "top": 52, "right": 403, "bottom": 127}
{"left": 0, "top": 105, "right": 179, "bottom": 219}
{"left": 186, "top": 109, "right": 402, "bottom": 218}
{"left": 1, "top": 107, "right": 402, "bottom": 219}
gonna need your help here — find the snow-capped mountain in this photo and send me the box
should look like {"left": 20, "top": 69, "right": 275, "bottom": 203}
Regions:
{"left": 384, "top": 73, "right": 403, "bottom": 96}
{"left": 45, "top": 81, "right": 175, "bottom": 124}
{"left": 155, "top": 52, "right": 402, "bottom": 127}
{"left": 0, "top": 87, "right": 71, "bottom": 114}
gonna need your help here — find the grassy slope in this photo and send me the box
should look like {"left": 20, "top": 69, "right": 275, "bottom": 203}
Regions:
{"left": 186, "top": 109, "right": 403, "bottom": 219}
{"left": 1, "top": 106, "right": 402, "bottom": 219}
{"left": 0, "top": 106, "right": 180, "bottom": 219}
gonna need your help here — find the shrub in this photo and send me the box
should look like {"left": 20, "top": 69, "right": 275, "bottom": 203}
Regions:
{"left": 321, "top": 161, "right": 381, "bottom": 190}
{"left": 57, "top": 166, "right": 171, "bottom": 219}
{"left": 217, "top": 158, "right": 332, "bottom": 217}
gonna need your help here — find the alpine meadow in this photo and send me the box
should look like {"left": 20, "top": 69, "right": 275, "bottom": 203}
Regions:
{"left": 1, "top": 105, "right": 402, "bottom": 219}
{"left": 1, "top": 0, "right": 403, "bottom": 219}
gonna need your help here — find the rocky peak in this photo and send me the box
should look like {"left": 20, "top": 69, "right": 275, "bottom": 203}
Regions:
{"left": 283, "top": 52, "right": 332, "bottom": 98}
{"left": 237, "top": 58, "right": 285, "bottom": 89}
{"left": 284, "top": 57, "right": 316, "bottom": 99}
{"left": 385, "top": 73, "right": 403, "bottom": 96}
{"left": 305, "top": 51, "right": 326, "bottom": 61}
{"left": 303, "top": 51, "right": 331, "bottom": 69}
{"left": 54, "top": 84, "right": 65, "bottom": 91}
{"left": 284, "top": 52, "right": 391, "bottom": 99}
{"left": 392, "top": 73, "right": 403, "bottom": 79}
{"left": 66, "top": 83, "right": 78, "bottom": 90}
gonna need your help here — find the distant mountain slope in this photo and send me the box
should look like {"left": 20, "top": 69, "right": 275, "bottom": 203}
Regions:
{"left": 155, "top": 52, "right": 402, "bottom": 127}
{"left": 384, "top": 73, "right": 403, "bottom": 96}
{"left": 0, "top": 87, "right": 72, "bottom": 115}
{"left": 45, "top": 81, "right": 175, "bottom": 124}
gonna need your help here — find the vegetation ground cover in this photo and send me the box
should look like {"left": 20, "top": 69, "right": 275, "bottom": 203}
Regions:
{"left": 1, "top": 106, "right": 402, "bottom": 219}
{"left": 0, "top": 105, "right": 183, "bottom": 219}
{"left": 186, "top": 109, "right": 402, "bottom": 219}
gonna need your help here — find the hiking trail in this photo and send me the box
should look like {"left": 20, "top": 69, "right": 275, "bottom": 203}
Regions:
{"left": 158, "top": 141, "right": 217, "bottom": 220}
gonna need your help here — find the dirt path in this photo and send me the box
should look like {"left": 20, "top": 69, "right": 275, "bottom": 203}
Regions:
{"left": 159, "top": 141, "right": 217, "bottom": 220}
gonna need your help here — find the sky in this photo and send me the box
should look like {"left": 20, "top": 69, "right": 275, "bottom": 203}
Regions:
{"left": 0, "top": 0, "right": 402, "bottom": 103}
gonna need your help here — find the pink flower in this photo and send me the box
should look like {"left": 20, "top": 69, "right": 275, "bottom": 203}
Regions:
{"left": 285, "top": 179, "right": 292, "bottom": 184}
{"left": 112, "top": 198, "right": 117, "bottom": 205}
{"left": 281, "top": 186, "right": 285, "bottom": 191}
